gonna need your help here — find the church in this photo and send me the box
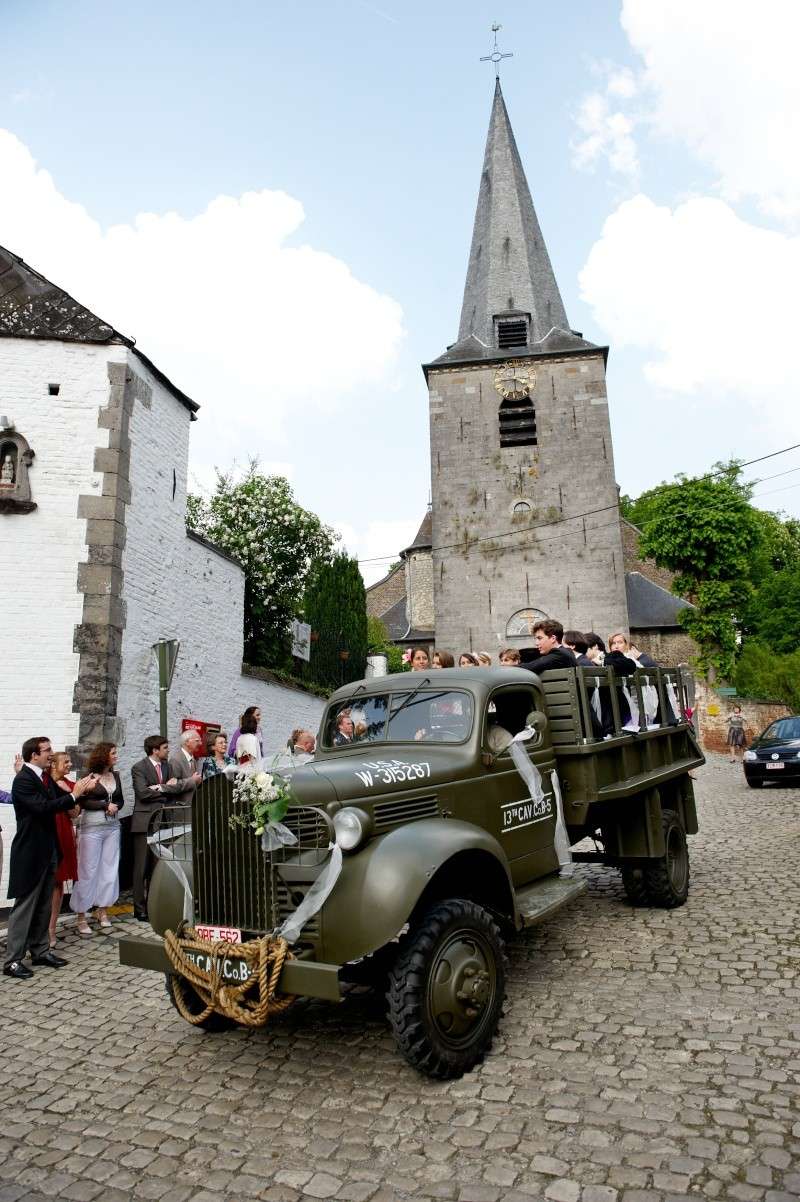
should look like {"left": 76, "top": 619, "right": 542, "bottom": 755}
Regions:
{"left": 368, "top": 80, "right": 692, "bottom": 664}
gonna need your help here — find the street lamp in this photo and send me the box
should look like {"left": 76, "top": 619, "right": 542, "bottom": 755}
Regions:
{"left": 152, "top": 639, "right": 180, "bottom": 739}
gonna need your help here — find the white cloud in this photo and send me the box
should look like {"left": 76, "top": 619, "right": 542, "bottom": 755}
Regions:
{"left": 621, "top": 0, "right": 800, "bottom": 221}
{"left": 580, "top": 194, "right": 800, "bottom": 418}
{"left": 0, "top": 130, "right": 405, "bottom": 472}
{"left": 571, "top": 84, "right": 640, "bottom": 180}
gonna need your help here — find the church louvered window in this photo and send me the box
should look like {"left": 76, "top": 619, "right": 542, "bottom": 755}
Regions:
{"left": 497, "top": 319, "right": 528, "bottom": 349}
{"left": 499, "top": 396, "right": 537, "bottom": 448}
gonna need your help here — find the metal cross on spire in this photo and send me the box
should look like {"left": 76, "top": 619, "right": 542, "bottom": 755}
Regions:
{"left": 480, "top": 23, "right": 513, "bottom": 78}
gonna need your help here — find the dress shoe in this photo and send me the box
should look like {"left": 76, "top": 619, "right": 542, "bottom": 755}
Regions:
{"left": 134, "top": 906, "right": 149, "bottom": 922}
{"left": 30, "top": 951, "right": 68, "bottom": 968}
{"left": 3, "top": 960, "right": 33, "bottom": 979}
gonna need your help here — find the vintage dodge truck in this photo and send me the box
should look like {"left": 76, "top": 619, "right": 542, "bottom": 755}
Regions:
{"left": 119, "top": 664, "right": 704, "bottom": 1078}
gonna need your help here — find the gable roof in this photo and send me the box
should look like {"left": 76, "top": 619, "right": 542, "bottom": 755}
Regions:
{"left": 0, "top": 245, "right": 198, "bottom": 416}
{"left": 625, "top": 571, "right": 694, "bottom": 629}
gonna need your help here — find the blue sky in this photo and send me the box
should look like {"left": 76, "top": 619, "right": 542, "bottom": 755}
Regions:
{"left": 3, "top": 0, "right": 798, "bottom": 580}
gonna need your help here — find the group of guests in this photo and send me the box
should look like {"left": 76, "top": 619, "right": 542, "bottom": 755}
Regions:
{"left": 1, "top": 707, "right": 317, "bottom": 981}
{"left": 403, "top": 624, "right": 657, "bottom": 677}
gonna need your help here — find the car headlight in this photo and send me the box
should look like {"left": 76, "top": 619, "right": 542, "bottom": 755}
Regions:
{"left": 743, "top": 750, "right": 757, "bottom": 762}
{"left": 333, "top": 806, "right": 372, "bottom": 851}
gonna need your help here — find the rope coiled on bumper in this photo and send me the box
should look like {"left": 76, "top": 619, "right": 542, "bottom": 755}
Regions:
{"left": 164, "top": 922, "right": 296, "bottom": 1027}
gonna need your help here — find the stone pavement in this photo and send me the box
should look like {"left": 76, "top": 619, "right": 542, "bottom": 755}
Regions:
{"left": 0, "top": 754, "right": 798, "bottom": 1202}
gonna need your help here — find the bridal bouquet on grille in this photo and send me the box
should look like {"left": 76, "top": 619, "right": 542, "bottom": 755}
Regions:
{"left": 228, "top": 770, "right": 298, "bottom": 852}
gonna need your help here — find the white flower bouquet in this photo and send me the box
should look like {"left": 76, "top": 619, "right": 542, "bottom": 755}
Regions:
{"left": 229, "top": 770, "right": 294, "bottom": 846}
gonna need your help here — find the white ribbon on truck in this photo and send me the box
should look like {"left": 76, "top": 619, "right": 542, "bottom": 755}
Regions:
{"left": 507, "top": 727, "right": 574, "bottom": 878}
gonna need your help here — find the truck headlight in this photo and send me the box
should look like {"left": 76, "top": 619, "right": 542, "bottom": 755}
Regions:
{"left": 333, "top": 807, "right": 372, "bottom": 851}
{"left": 743, "top": 750, "right": 757, "bottom": 762}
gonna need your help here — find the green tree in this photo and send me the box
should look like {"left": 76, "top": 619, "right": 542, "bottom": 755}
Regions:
{"left": 367, "top": 615, "right": 407, "bottom": 674}
{"left": 187, "top": 463, "right": 337, "bottom": 668}
{"left": 734, "top": 641, "right": 800, "bottom": 711}
{"left": 631, "top": 463, "right": 761, "bottom": 679}
{"left": 744, "top": 568, "right": 800, "bottom": 653}
{"left": 304, "top": 553, "right": 368, "bottom": 690}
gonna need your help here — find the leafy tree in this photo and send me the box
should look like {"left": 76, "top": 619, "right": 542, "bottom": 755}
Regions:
{"left": 744, "top": 568, "right": 800, "bottom": 653}
{"left": 367, "top": 615, "right": 407, "bottom": 673}
{"left": 187, "top": 463, "right": 337, "bottom": 668}
{"left": 304, "top": 553, "right": 368, "bottom": 690}
{"left": 734, "top": 641, "right": 800, "bottom": 712}
{"left": 631, "top": 463, "right": 761, "bottom": 679}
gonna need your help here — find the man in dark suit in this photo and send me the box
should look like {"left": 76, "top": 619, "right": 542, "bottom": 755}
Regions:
{"left": 130, "top": 735, "right": 186, "bottom": 921}
{"left": 519, "top": 619, "right": 577, "bottom": 674}
{"left": 168, "top": 729, "right": 203, "bottom": 805}
{"left": 4, "top": 736, "right": 90, "bottom": 979}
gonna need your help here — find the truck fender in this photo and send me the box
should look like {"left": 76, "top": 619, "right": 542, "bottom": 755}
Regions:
{"left": 147, "top": 854, "right": 194, "bottom": 937}
{"left": 320, "top": 819, "right": 515, "bottom": 966}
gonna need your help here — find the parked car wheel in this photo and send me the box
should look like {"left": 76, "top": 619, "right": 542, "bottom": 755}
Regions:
{"left": 386, "top": 898, "right": 505, "bottom": 1079}
{"left": 164, "top": 973, "right": 234, "bottom": 1032}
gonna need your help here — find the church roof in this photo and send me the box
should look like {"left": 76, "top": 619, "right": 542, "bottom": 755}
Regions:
{"left": 625, "top": 571, "right": 694, "bottom": 630}
{"left": 403, "top": 508, "right": 432, "bottom": 554}
{"left": 440, "top": 79, "right": 593, "bottom": 367}
{"left": 0, "top": 245, "right": 198, "bottom": 417}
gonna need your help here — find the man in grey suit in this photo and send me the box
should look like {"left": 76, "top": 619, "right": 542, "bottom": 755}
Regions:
{"left": 130, "top": 735, "right": 188, "bottom": 921}
{"left": 168, "top": 729, "right": 203, "bottom": 805}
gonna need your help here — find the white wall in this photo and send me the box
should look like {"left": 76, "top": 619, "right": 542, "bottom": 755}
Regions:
{"left": 0, "top": 338, "right": 127, "bottom": 902}
{"left": 115, "top": 353, "right": 325, "bottom": 812}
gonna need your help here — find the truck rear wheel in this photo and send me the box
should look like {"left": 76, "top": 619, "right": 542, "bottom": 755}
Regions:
{"left": 164, "top": 973, "right": 235, "bottom": 1032}
{"left": 621, "top": 808, "right": 690, "bottom": 909}
{"left": 386, "top": 898, "right": 505, "bottom": 1080}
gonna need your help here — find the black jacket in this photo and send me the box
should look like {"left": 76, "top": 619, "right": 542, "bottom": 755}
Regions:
{"left": 8, "top": 765, "right": 76, "bottom": 898}
{"left": 520, "top": 645, "right": 578, "bottom": 674}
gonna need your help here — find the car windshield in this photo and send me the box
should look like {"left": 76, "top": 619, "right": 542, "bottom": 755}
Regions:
{"left": 761, "top": 717, "right": 800, "bottom": 741}
{"left": 326, "top": 691, "right": 473, "bottom": 746}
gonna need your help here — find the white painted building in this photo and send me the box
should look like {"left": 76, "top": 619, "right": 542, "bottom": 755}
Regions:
{"left": 0, "top": 246, "right": 324, "bottom": 904}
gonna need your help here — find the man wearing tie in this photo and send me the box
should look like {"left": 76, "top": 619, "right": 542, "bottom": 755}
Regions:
{"left": 4, "top": 736, "right": 93, "bottom": 979}
{"left": 130, "top": 735, "right": 187, "bottom": 921}
{"left": 168, "top": 729, "right": 203, "bottom": 806}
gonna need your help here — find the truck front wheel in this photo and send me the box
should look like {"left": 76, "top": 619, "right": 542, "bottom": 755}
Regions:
{"left": 386, "top": 898, "right": 506, "bottom": 1080}
{"left": 621, "top": 808, "right": 690, "bottom": 909}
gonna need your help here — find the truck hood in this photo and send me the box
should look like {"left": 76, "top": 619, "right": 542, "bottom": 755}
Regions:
{"left": 291, "top": 746, "right": 469, "bottom": 805}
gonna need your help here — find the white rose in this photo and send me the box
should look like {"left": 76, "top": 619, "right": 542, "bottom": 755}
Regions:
{"left": 254, "top": 772, "right": 269, "bottom": 787}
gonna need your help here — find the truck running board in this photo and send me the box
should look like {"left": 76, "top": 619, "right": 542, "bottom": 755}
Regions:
{"left": 515, "top": 874, "right": 587, "bottom": 929}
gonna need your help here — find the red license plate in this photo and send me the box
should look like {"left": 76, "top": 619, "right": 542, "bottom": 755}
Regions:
{"left": 194, "top": 924, "right": 242, "bottom": 943}
{"left": 766, "top": 763, "right": 785, "bottom": 770}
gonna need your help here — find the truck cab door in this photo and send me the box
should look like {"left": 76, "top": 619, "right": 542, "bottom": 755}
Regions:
{"left": 481, "top": 685, "right": 559, "bottom": 884}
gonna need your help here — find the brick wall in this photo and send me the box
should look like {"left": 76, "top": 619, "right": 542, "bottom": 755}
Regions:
{"left": 630, "top": 629, "right": 698, "bottom": 667}
{"left": 366, "top": 563, "right": 406, "bottom": 621}
{"left": 695, "top": 680, "right": 790, "bottom": 754}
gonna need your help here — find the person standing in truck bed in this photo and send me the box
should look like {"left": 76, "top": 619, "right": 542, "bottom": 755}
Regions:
{"left": 519, "top": 619, "right": 576, "bottom": 674}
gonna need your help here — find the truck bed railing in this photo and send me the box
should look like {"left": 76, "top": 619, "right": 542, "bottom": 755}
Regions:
{"left": 539, "top": 665, "right": 694, "bottom": 746}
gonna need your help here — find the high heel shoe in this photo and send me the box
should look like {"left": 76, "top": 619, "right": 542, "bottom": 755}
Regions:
{"left": 76, "top": 922, "right": 92, "bottom": 937}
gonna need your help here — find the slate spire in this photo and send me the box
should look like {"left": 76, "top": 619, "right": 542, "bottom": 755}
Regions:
{"left": 457, "top": 79, "right": 569, "bottom": 350}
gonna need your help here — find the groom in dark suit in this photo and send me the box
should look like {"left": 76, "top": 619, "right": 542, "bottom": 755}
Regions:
{"left": 3, "top": 736, "right": 85, "bottom": 979}
{"left": 130, "top": 735, "right": 187, "bottom": 920}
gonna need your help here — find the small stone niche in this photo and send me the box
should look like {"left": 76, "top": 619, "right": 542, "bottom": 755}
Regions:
{"left": 0, "top": 425, "right": 36, "bottom": 514}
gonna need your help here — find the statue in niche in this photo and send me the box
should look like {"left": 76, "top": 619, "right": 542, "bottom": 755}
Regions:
{"left": 0, "top": 452, "right": 15, "bottom": 486}
{"left": 0, "top": 425, "right": 36, "bottom": 514}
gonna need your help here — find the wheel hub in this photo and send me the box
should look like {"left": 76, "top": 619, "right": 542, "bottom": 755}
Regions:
{"left": 427, "top": 930, "right": 495, "bottom": 1043}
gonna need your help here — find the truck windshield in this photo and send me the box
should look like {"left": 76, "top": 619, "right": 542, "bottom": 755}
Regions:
{"left": 326, "top": 691, "right": 473, "bottom": 746}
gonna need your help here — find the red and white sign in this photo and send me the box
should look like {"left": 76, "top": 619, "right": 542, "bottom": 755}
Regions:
{"left": 195, "top": 924, "right": 242, "bottom": 944}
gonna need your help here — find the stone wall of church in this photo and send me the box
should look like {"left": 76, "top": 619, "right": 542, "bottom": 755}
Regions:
{"left": 0, "top": 337, "right": 129, "bottom": 902}
{"left": 429, "top": 351, "right": 629, "bottom": 654}
{"left": 405, "top": 549, "right": 434, "bottom": 631}
{"left": 366, "top": 563, "right": 405, "bottom": 620}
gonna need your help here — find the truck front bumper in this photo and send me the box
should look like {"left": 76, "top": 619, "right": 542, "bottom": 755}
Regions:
{"left": 118, "top": 935, "right": 342, "bottom": 1002}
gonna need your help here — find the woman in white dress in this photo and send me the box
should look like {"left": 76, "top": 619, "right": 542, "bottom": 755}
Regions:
{"left": 70, "top": 742, "right": 123, "bottom": 935}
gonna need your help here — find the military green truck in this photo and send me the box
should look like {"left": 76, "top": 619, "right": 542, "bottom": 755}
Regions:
{"left": 120, "top": 664, "right": 703, "bottom": 1078}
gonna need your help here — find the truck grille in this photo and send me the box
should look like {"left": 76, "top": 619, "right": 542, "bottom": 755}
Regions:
{"left": 193, "top": 776, "right": 331, "bottom": 934}
{"left": 373, "top": 796, "right": 438, "bottom": 832}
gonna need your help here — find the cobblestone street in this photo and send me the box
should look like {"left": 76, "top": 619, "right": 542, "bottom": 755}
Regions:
{"left": 1, "top": 754, "right": 798, "bottom": 1202}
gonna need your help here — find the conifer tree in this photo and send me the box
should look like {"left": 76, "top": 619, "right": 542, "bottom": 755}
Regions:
{"left": 304, "top": 553, "right": 368, "bottom": 690}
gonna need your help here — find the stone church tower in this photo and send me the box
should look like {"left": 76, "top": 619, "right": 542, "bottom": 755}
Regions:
{"left": 425, "top": 80, "right": 629, "bottom": 653}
